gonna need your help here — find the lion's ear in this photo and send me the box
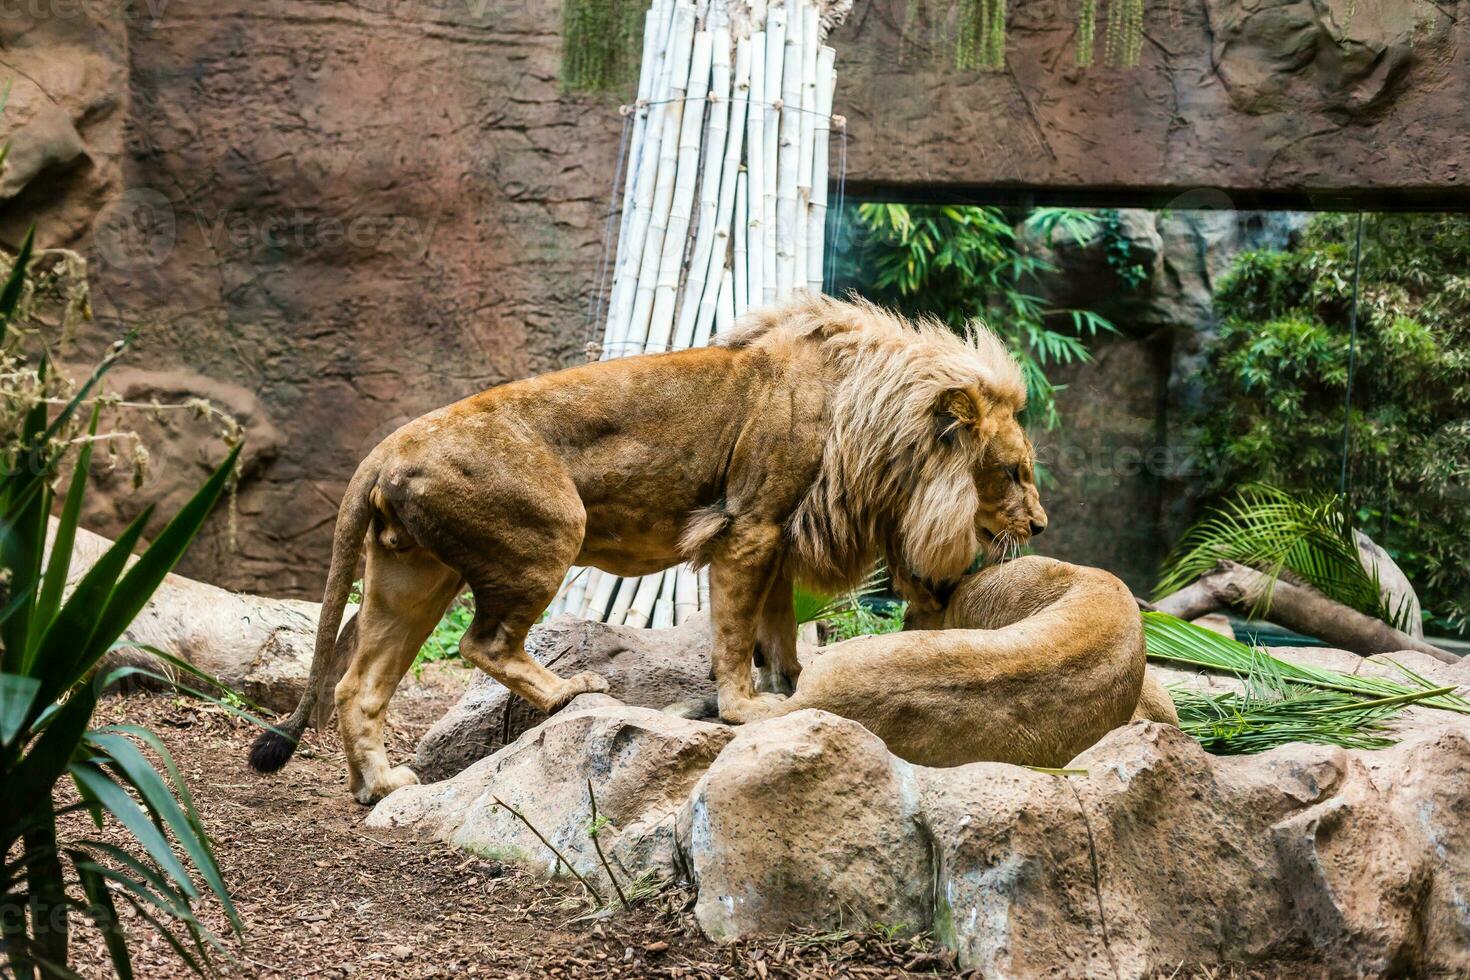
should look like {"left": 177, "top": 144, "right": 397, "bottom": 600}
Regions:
{"left": 936, "top": 387, "right": 985, "bottom": 443}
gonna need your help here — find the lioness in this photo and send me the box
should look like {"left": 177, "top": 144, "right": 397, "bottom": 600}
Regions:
{"left": 249, "top": 296, "right": 1046, "bottom": 803}
{"left": 770, "top": 555, "right": 1153, "bottom": 768}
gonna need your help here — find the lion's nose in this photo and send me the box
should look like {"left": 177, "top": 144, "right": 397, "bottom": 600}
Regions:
{"left": 1029, "top": 521, "right": 1046, "bottom": 537}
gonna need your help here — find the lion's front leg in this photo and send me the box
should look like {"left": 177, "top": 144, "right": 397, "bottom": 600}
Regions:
{"left": 710, "top": 522, "right": 791, "bottom": 724}
{"left": 755, "top": 563, "right": 800, "bottom": 696}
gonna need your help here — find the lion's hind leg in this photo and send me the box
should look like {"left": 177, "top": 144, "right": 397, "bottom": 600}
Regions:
{"left": 458, "top": 574, "right": 610, "bottom": 715}
{"left": 755, "top": 564, "right": 801, "bottom": 696}
{"left": 335, "top": 540, "right": 461, "bottom": 805}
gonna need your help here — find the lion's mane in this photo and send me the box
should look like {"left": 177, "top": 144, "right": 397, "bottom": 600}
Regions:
{"left": 713, "top": 294, "right": 1026, "bottom": 594}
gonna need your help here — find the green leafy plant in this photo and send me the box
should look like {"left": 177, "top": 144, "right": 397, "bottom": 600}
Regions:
{"left": 832, "top": 203, "right": 1115, "bottom": 430}
{"left": 413, "top": 598, "right": 473, "bottom": 676}
{"left": 793, "top": 570, "right": 905, "bottom": 643}
{"left": 1097, "top": 209, "right": 1150, "bottom": 290}
{"left": 1156, "top": 483, "right": 1413, "bottom": 630}
{"left": 1193, "top": 213, "right": 1470, "bottom": 634}
{"left": 1144, "top": 612, "right": 1468, "bottom": 754}
{"left": 1, "top": 231, "right": 244, "bottom": 979}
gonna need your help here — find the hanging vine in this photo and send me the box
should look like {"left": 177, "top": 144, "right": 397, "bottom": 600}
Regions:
{"left": 954, "top": 0, "right": 1008, "bottom": 71}
{"left": 560, "top": 0, "right": 647, "bottom": 92}
{"left": 1076, "top": 0, "right": 1097, "bottom": 67}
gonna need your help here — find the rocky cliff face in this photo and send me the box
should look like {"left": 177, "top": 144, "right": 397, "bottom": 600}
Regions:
{"left": 1028, "top": 208, "right": 1308, "bottom": 591}
{"left": 4, "top": 0, "right": 1463, "bottom": 594}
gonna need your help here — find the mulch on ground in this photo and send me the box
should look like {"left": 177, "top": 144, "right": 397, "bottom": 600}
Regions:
{"left": 58, "top": 667, "right": 961, "bottom": 979}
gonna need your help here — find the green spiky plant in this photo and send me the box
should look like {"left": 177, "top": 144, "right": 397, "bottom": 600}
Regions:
{"left": 793, "top": 569, "right": 904, "bottom": 642}
{"left": 1155, "top": 483, "right": 1415, "bottom": 632}
{"left": 1144, "top": 612, "right": 1468, "bottom": 755}
{"left": 1, "top": 228, "right": 245, "bottom": 979}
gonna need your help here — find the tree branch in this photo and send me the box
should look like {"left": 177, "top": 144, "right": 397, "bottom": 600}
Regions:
{"left": 1154, "top": 560, "right": 1458, "bottom": 665}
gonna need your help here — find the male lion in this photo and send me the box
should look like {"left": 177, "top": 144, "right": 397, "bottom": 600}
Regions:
{"left": 249, "top": 295, "right": 1045, "bottom": 803}
{"left": 759, "top": 555, "right": 1160, "bottom": 768}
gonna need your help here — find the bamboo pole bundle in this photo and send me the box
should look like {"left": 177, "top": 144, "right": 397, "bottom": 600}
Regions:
{"left": 775, "top": 0, "right": 804, "bottom": 296}
{"left": 690, "top": 38, "right": 751, "bottom": 345}
{"left": 563, "top": 0, "right": 849, "bottom": 628}
{"left": 674, "top": 33, "right": 748, "bottom": 349}
{"left": 607, "top": 0, "right": 691, "bottom": 357}
{"left": 648, "top": 27, "right": 719, "bottom": 352}
{"left": 761, "top": 8, "right": 786, "bottom": 304}
{"left": 625, "top": 10, "right": 701, "bottom": 353}
{"left": 806, "top": 46, "right": 835, "bottom": 293}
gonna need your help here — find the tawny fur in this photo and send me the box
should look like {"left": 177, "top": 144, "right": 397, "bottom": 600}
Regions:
{"left": 248, "top": 295, "right": 1044, "bottom": 804}
{"left": 775, "top": 556, "right": 1148, "bottom": 768}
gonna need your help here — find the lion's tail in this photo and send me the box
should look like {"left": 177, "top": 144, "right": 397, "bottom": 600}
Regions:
{"left": 248, "top": 457, "right": 379, "bottom": 774}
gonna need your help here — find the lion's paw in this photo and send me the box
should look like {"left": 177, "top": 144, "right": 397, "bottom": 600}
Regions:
{"left": 718, "top": 691, "right": 789, "bottom": 725}
{"left": 547, "top": 671, "right": 610, "bottom": 712}
{"left": 353, "top": 765, "right": 419, "bottom": 806}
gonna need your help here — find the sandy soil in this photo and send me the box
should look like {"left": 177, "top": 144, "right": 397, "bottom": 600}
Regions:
{"left": 58, "top": 666, "right": 962, "bottom": 979}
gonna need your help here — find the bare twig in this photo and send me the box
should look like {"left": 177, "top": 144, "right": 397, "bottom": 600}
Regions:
{"left": 491, "top": 796, "right": 604, "bottom": 906}
{"left": 586, "top": 780, "right": 629, "bottom": 910}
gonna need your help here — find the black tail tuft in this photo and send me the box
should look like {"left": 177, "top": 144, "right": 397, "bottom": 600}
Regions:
{"left": 248, "top": 728, "right": 300, "bottom": 773}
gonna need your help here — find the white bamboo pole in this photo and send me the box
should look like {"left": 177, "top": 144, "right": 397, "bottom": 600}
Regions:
{"left": 624, "top": 573, "right": 663, "bottom": 629}
{"left": 807, "top": 47, "right": 835, "bottom": 293}
{"left": 761, "top": 7, "right": 786, "bottom": 304}
{"left": 652, "top": 596, "right": 675, "bottom": 629}
{"left": 674, "top": 565, "right": 699, "bottom": 625}
{"left": 698, "top": 567, "right": 711, "bottom": 610}
{"left": 562, "top": 567, "right": 588, "bottom": 619}
{"left": 795, "top": 3, "right": 819, "bottom": 293}
{"left": 775, "top": 1, "right": 803, "bottom": 297}
{"left": 584, "top": 568, "right": 617, "bottom": 619}
{"left": 625, "top": 9, "right": 699, "bottom": 354}
{"left": 609, "top": 1, "right": 690, "bottom": 357}
{"left": 744, "top": 36, "right": 766, "bottom": 309}
{"left": 732, "top": 171, "right": 749, "bottom": 313}
{"left": 714, "top": 265, "right": 736, "bottom": 337}
{"left": 607, "top": 575, "right": 638, "bottom": 625}
{"left": 671, "top": 30, "right": 735, "bottom": 348}
{"left": 575, "top": 568, "right": 603, "bottom": 617}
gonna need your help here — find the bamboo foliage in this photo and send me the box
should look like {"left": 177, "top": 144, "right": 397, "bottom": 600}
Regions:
{"left": 548, "top": 0, "right": 850, "bottom": 625}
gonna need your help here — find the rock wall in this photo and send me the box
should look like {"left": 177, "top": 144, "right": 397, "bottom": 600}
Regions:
{"left": 4, "top": 0, "right": 1465, "bottom": 594}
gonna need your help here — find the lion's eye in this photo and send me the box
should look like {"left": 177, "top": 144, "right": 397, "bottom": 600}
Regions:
{"left": 1005, "top": 465, "right": 1020, "bottom": 483}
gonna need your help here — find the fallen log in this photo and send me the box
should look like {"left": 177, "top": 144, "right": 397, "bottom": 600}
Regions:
{"left": 48, "top": 520, "right": 334, "bottom": 709}
{"left": 1153, "top": 560, "right": 1457, "bottom": 665}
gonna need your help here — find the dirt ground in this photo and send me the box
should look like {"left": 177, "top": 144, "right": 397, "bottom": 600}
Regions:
{"left": 60, "top": 666, "right": 963, "bottom": 979}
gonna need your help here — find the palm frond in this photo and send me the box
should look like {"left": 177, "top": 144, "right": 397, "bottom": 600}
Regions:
{"left": 1156, "top": 483, "right": 1409, "bottom": 630}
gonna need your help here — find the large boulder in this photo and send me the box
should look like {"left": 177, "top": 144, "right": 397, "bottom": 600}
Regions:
{"left": 52, "top": 520, "right": 331, "bottom": 711}
{"left": 370, "top": 694, "right": 733, "bottom": 886}
{"left": 376, "top": 637, "right": 1470, "bottom": 975}
{"left": 413, "top": 614, "right": 717, "bottom": 782}
{"left": 678, "top": 710, "right": 934, "bottom": 940}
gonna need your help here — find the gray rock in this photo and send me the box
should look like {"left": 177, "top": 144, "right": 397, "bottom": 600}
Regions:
{"left": 413, "top": 613, "right": 716, "bottom": 782}
{"left": 371, "top": 694, "right": 733, "bottom": 886}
